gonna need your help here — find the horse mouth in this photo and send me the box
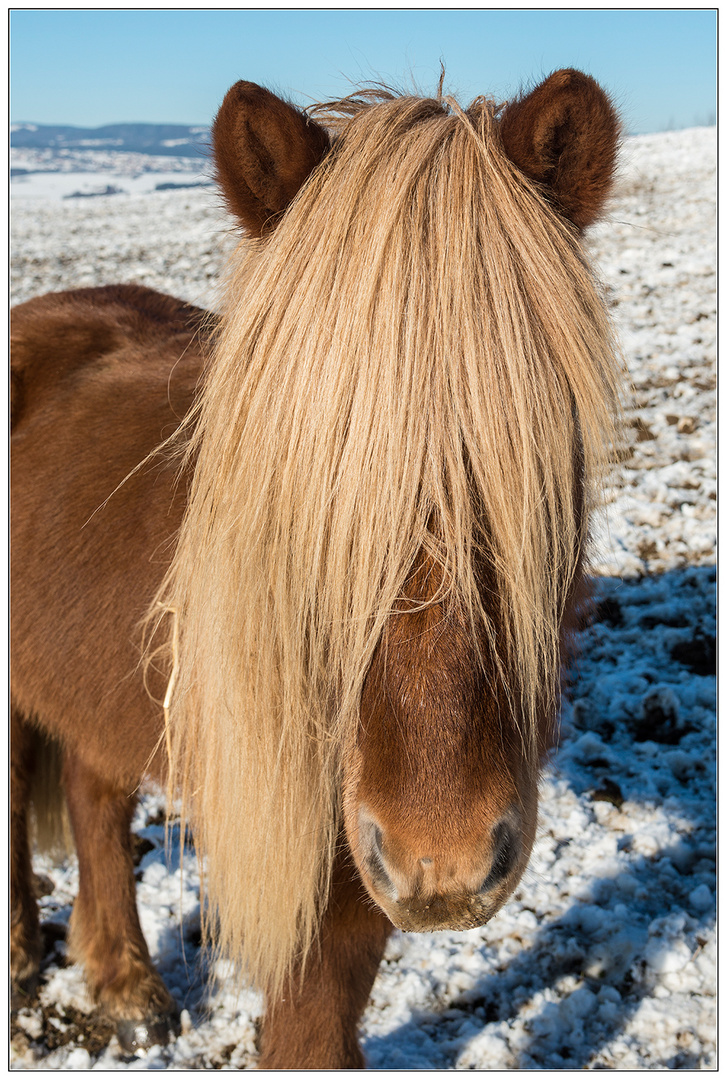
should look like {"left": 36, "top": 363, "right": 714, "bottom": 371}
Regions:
{"left": 377, "top": 891, "right": 501, "bottom": 934}
{"left": 395, "top": 912, "right": 494, "bottom": 934}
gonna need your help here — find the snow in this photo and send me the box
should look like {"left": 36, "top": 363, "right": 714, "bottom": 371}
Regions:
{"left": 10, "top": 170, "right": 213, "bottom": 202}
{"left": 10, "top": 126, "right": 716, "bottom": 1070}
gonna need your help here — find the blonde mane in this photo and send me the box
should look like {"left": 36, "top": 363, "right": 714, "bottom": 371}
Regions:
{"left": 150, "top": 89, "right": 621, "bottom": 998}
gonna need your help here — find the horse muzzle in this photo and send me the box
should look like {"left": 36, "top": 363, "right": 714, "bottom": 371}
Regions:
{"left": 355, "top": 806, "right": 528, "bottom": 933}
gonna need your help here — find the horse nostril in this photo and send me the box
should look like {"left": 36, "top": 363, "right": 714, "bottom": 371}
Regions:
{"left": 480, "top": 815, "right": 521, "bottom": 894}
{"left": 358, "top": 810, "right": 396, "bottom": 898}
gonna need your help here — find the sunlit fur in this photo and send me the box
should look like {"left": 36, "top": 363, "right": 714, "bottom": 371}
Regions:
{"left": 150, "top": 89, "right": 622, "bottom": 999}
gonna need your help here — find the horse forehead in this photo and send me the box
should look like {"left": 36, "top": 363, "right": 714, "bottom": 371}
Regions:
{"left": 385, "top": 583, "right": 465, "bottom": 650}
{"left": 368, "top": 601, "right": 492, "bottom": 721}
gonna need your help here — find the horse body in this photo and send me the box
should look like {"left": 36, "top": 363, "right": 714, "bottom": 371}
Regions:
{"left": 11, "top": 70, "right": 621, "bottom": 1068}
{"left": 12, "top": 286, "right": 204, "bottom": 780}
{"left": 11, "top": 285, "right": 208, "bottom": 1036}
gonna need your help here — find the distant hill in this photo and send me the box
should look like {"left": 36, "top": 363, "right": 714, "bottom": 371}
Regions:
{"left": 10, "top": 122, "right": 210, "bottom": 158}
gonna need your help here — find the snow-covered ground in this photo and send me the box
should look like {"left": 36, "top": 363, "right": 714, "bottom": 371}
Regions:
{"left": 10, "top": 126, "right": 716, "bottom": 1070}
{"left": 11, "top": 146, "right": 210, "bottom": 199}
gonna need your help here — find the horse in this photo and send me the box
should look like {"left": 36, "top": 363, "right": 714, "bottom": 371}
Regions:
{"left": 11, "top": 69, "right": 621, "bottom": 1068}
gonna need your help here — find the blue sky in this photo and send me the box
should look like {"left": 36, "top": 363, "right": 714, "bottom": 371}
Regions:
{"left": 10, "top": 9, "right": 716, "bottom": 135}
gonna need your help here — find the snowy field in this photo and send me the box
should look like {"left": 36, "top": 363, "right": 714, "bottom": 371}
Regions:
{"left": 11, "top": 147, "right": 211, "bottom": 202}
{"left": 10, "top": 125, "right": 716, "bottom": 1070}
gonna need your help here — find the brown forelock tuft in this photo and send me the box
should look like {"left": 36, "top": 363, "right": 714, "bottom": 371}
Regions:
{"left": 212, "top": 80, "right": 331, "bottom": 236}
{"left": 151, "top": 83, "right": 622, "bottom": 999}
{"left": 499, "top": 68, "right": 621, "bottom": 230}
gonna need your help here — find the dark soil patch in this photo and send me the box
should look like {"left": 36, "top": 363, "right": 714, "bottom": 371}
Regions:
{"left": 639, "top": 612, "right": 689, "bottom": 629}
{"left": 590, "top": 779, "right": 625, "bottom": 808}
{"left": 11, "top": 1002, "right": 116, "bottom": 1058}
{"left": 132, "top": 835, "right": 156, "bottom": 865}
{"left": 592, "top": 596, "right": 624, "bottom": 628}
{"left": 670, "top": 633, "right": 716, "bottom": 676}
{"left": 633, "top": 691, "right": 693, "bottom": 744}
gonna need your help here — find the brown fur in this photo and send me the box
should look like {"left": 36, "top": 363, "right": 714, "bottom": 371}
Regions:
{"left": 62, "top": 751, "right": 176, "bottom": 1021}
{"left": 499, "top": 68, "right": 621, "bottom": 229}
{"left": 11, "top": 71, "right": 621, "bottom": 1068}
{"left": 259, "top": 850, "right": 392, "bottom": 1069}
{"left": 11, "top": 712, "right": 43, "bottom": 996}
{"left": 11, "top": 285, "right": 206, "bottom": 1038}
{"left": 28, "top": 728, "right": 72, "bottom": 856}
{"left": 346, "top": 551, "right": 539, "bottom": 933}
{"left": 213, "top": 80, "right": 330, "bottom": 235}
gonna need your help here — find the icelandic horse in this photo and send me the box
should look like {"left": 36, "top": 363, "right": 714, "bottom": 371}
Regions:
{"left": 11, "top": 70, "right": 621, "bottom": 1067}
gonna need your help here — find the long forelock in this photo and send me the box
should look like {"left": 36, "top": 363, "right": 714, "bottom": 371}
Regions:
{"left": 156, "top": 88, "right": 621, "bottom": 997}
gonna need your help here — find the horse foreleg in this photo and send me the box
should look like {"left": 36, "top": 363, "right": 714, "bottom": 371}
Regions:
{"left": 62, "top": 752, "right": 179, "bottom": 1052}
{"left": 259, "top": 853, "right": 391, "bottom": 1069}
{"left": 10, "top": 710, "right": 42, "bottom": 1006}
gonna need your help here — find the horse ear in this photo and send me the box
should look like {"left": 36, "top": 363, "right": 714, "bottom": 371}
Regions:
{"left": 212, "top": 81, "right": 331, "bottom": 236}
{"left": 499, "top": 69, "right": 620, "bottom": 229}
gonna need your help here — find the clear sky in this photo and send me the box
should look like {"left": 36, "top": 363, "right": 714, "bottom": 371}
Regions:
{"left": 10, "top": 8, "right": 717, "bottom": 135}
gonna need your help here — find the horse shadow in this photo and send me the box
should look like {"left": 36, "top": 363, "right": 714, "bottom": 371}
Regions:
{"left": 364, "top": 830, "right": 714, "bottom": 1070}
